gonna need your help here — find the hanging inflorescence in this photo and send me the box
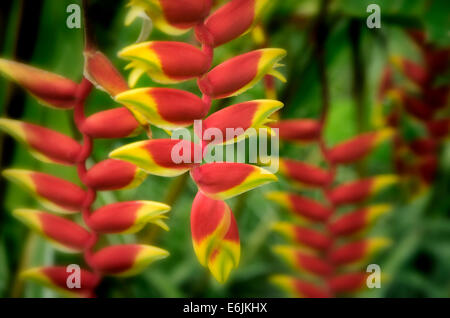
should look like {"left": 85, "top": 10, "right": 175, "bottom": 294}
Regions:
{"left": 110, "top": 0, "right": 286, "bottom": 283}
{"left": 0, "top": 15, "right": 176, "bottom": 298}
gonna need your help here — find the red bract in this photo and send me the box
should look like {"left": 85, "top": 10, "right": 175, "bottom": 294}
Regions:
{"left": 270, "top": 119, "right": 322, "bottom": 143}
{"left": 82, "top": 108, "right": 142, "bottom": 139}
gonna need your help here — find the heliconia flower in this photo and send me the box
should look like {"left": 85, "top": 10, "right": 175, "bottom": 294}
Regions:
{"left": 0, "top": 58, "right": 78, "bottom": 109}
{"left": 115, "top": 87, "right": 208, "bottom": 130}
{"left": 198, "top": 48, "right": 286, "bottom": 99}
{"left": 109, "top": 139, "right": 201, "bottom": 177}
{"left": 191, "top": 192, "right": 239, "bottom": 283}
{"left": 390, "top": 56, "right": 429, "bottom": 86}
{"left": 273, "top": 222, "right": 332, "bottom": 251}
{"left": 327, "top": 272, "right": 368, "bottom": 294}
{"left": 278, "top": 158, "right": 333, "bottom": 188}
{"left": 273, "top": 245, "right": 333, "bottom": 277}
{"left": 88, "top": 244, "right": 169, "bottom": 276}
{"left": 190, "top": 163, "right": 277, "bottom": 200}
{"left": 0, "top": 118, "right": 81, "bottom": 165}
{"left": 119, "top": 41, "right": 210, "bottom": 86}
{"left": 427, "top": 118, "right": 449, "bottom": 139}
{"left": 89, "top": 201, "right": 170, "bottom": 234}
{"left": 84, "top": 49, "right": 129, "bottom": 97}
{"left": 126, "top": 0, "right": 212, "bottom": 36}
{"left": 326, "top": 175, "right": 398, "bottom": 206}
{"left": 400, "top": 92, "right": 434, "bottom": 120}
{"left": 21, "top": 267, "right": 100, "bottom": 297}
{"left": 2, "top": 169, "right": 86, "bottom": 213}
{"left": 13, "top": 209, "right": 91, "bottom": 252}
{"left": 201, "top": 100, "right": 283, "bottom": 145}
{"left": 269, "top": 119, "right": 322, "bottom": 143}
{"left": 327, "top": 129, "right": 394, "bottom": 164}
{"left": 84, "top": 159, "right": 147, "bottom": 191}
{"left": 82, "top": 108, "right": 142, "bottom": 139}
{"left": 329, "top": 238, "right": 391, "bottom": 266}
{"left": 200, "top": 0, "right": 270, "bottom": 47}
{"left": 328, "top": 205, "right": 392, "bottom": 237}
{"left": 266, "top": 191, "right": 332, "bottom": 222}
{"left": 270, "top": 275, "right": 332, "bottom": 298}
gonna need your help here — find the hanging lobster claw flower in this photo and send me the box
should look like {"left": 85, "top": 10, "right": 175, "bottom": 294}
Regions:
{"left": 82, "top": 108, "right": 142, "bottom": 139}
{"left": 84, "top": 159, "right": 147, "bottom": 191}
{"left": 266, "top": 192, "right": 332, "bottom": 222}
{"left": 198, "top": 48, "right": 286, "bottom": 99}
{"left": 89, "top": 201, "right": 170, "bottom": 234}
{"left": 88, "top": 244, "right": 169, "bottom": 276}
{"left": 269, "top": 119, "right": 322, "bottom": 143}
{"left": 327, "top": 129, "right": 394, "bottom": 164}
{"left": 270, "top": 275, "right": 332, "bottom": 298}
{"left": 115, "top": 87, "right": 208, "bottom": 130}
{"left": 126, "top": 0, "right": 212, "bottom": 35}
{"left": 84, "top": 49, "right": 129, "bottom": 97}
{"left": 326, "top": 175, "right": 398, "bottom": 206}
{"left": 273, "top": 222, "right": 332, "bottom": 251}
{"left": 273, "top": 245, "right": 332, "bottom": 277}
{"left": 21, "top": 266, "right": 100, "bottom": 297}
{"left": 191, "top": 192, "right": 240, "bottom": 283}
{"left": 2, "top": 169, "right": 86, "bottom": 213}
{"left": 390, "top": 56, "right": 429, "bottom": 86}
{"left": 279, "top": 158, "right": 333, "bottom": 188}
{"left": 328, "top": 205, "right": 392, "bottom": 237}
{"left": 190, "top": 163, "right": 277, "bottom": 200}
{"left": 327, "top": 272, "right": 369, "bottom": 294}
{"left": 200, "top": 0, "right": 270, "bottom": 47}
{"left": 13, "top": 209, "right": 91, "bottom": 252}
{"left": 202, "top": 100, "right": 283, "bottom": 145}
{"left": 329, "top": 238, "right": 391, "bottom": 266}
{"left": 110, "top": 139, "right": 201, "bottom": 177}
{"left": 119, "top": 41, "right": 210, "bottom": 86}
{"left": 0, "top": 58, "right": 78, "bottom": 109}
{"left": 0, "top": 119, "right": 81, "bottom": 165}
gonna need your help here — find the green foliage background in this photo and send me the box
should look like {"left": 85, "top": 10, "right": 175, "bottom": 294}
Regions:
{"left": 0, "top": 0, "right": 449, "bottom": 297}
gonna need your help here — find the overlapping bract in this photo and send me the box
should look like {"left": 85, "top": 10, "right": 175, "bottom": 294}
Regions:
{"left": 114, "top": 0, "right": 284, "bottom": 283}
{"left": 0, "top": 49, "right": 170, "bottom": 296}
{"left": 268, "top": 116, "right": 396, "bottom": 298}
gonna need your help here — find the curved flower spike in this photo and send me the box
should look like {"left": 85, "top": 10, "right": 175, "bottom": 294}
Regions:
{"left": 0, "top": 119, "right": 81, "bottom": 165}
{"left": 191, "top": 192, "right": 240, "bottom": 283}
{"left": 327, "top": 129, "right": 394, "bottom": 164}
{"left": 273, "top": 245, "right": 332, "bottom": 277}
{"left": 110, "top": 139, "right": 201, "bottom": 177}
{"left": 2, "top": 169, "right": 86, "bottom": 213}
{"left": 13, "top": 209, "right": 91, "bottom": 252}
{"left": 198, "top": 48, "right": 286, "bottom": 99}
{"left": 270, "top": 275, "right": 332, "bottom": 298}
{"left": 0, "top": 58, "right": 78, "bottom": 109}
{"left": 21, "top": 267, "right": 100, "bottom": 297}
{"left": 328, "top": 205, "right": 392, "bottom": 237}
{"left": 126, "top": 0, "right": 212, "bottom": 35}
{"left": 190, "top": 163, "right": 277, "bottom": 200}
{"left": 266, "top": 191, "right": 332, "bottom": 223}
{"left": 84, "top": 159, "right": 147, "bottom": 191}
{"left": 89, "top": 244, "right": 169, "bottom": 276}
{"left": 115, "top": 88, "right": 208, "bottom": 130}
{"left": 327, "top": 272, "right": 369, "bottom": 294}
{"left": 89, "top": 201, "right": 170, "bottom": 234}
{"left": 269, "top": 119, "right": 322, "bottom": 143}
{"left": 84, "top": 49, "right": 129, "bottom": 97}
{"left": 119, "top": 41, "right": 210, "bottom": 86}
{"left": 202, "top": 100, "right": 283, "bottom": 145}
{"left": 273, "top": 222, "right": 332, "bottom": 251}
{"left": 329, "top": 238, "right": 391, "bottom": 266}
{"left": 326, "top": 175, "right": 398, "bottom": 206}
{"left": 279, "top": 159, "right": 333, "bottom": 188}
{"left": 82, "top": 108, "right": 142, "bottom": 139}
{"left": 200, "top": 0, "right": 270, "bottom": 47}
